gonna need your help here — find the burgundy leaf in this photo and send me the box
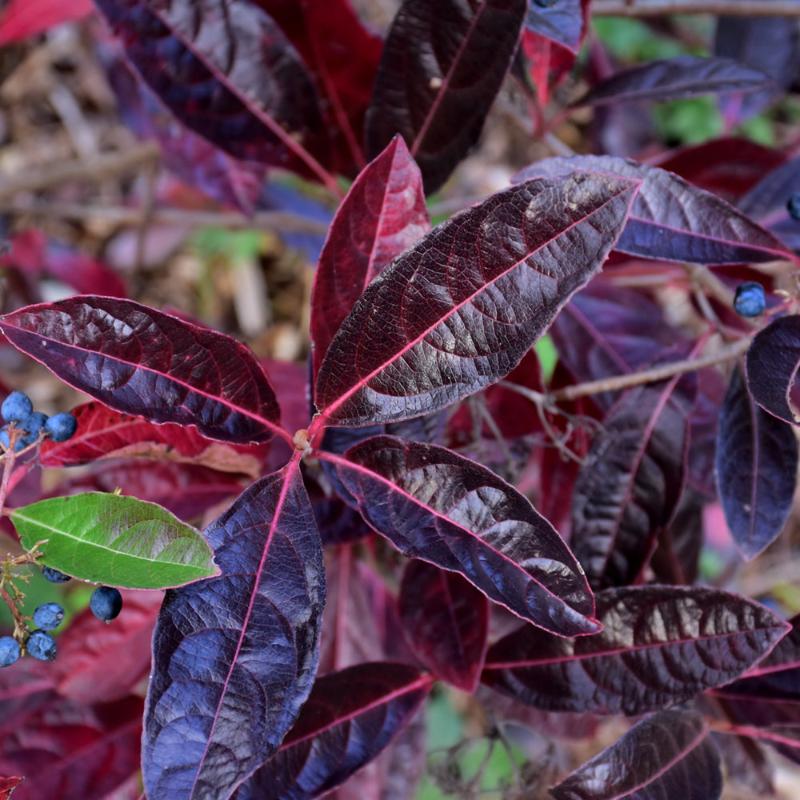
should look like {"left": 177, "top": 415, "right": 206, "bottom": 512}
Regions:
{"left": 0, "top": 660, "right": 57, "bottom": 737}
{"left": 549, "top": 710, "right": 721, "bottom": 800}
{"left": 314, "top": 173, "right": 639, "bottom": 427}
{"left": 52, "top": 590, "right": 162, "bottom": 704}
{"left": 41, "top": 402, "right": 266, "bottom": 478}
{"left": 739, "top": 156, "right": 800, "bottom": 251}
{"left": 650, "top": 490, "right": 704, "bottom": 585}
{"left": 571, "top": 373, "right": 696, "bottom": 588}
{"left": 746, "top": 315, "right": 800, "bottom": 425}
{"left": 364, "top": 0, "right": 527, "bottom": 193}
{"left": 398, "top": 559, "right": 489, "bottom": 691}
{"left": 0, "top": 297, "right": 285, "bottom": 444}
{"left": 0, "top": 777, "right": 22, "bottom": 800}
{"left": 482, "top": 585, "right": 789, "bottom": 715}
{"left": 517, "top": 155, "right": 794, "bottom": 264}
{"left": 236, "top": 663, "right": 432, "bottom": 800}
{"left": 525, "top": 0, "right": 587, "bottom": 54}
{"left": 0, "top": 696, "right": 143, "bottom": 800}
{"left": 254, "top": 0, "right": 383, "bottom": 174}
{"left": 0, "top": 0, "right": 92, "bottom": 45}
{"left": 142, "top": 462, "right": 325, "bottom": 800}
{"left": 576, "top": 55, "right": 774, "bottom": 107}
{"left": 715, "top": 367, "right": 798, "bottom": 559}
{"left": 324, "top": 436, "right": 600, "bottom": 637}
{"left": 311, "top": 136, "right": 429, "bottom": 376}
{"left": 93, "top": 0, "right": 335, "bottom": 187}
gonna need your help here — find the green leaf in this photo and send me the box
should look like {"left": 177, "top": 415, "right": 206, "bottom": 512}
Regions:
{"left": 11, "top": 492, "right": 219, "bottom": 589}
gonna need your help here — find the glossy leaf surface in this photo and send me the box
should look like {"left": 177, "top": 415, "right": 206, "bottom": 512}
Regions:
{"left": 746, "top": 315, "right": 800, "bottom": 425}
{"left": 576, "top": 55, "right": 774, "bottom": 107}
{"left": 237, "top": 663, "right": 431, "bottom": 800}
{"left": 517, "top": 155, "right": 792, "bottom": 264}
{"left": 571, "top": 373, "right": 695, "bottom": 588}
{"left": 93, "top": 0, "right": 329, "bottom": 181}
{"left": 328, "top": 436, "right": 599, "bottom": 637}
{"left": 0, "top": 297, "right": 283, "bottom": 443}
{"left": 716, "top": 368, "right": 798, "bottom": 559}
{"left": 398, "top": 559, "right": 489, "bottom": 691}
{"left": 550, "top": 710, "right": 721, "bottom": 800}
{"left": 483, "top": 585, "right": 788, "bottom": 715}
{"left": 365, "top": 0, "right": 527, "bottom": 193}
{"left": 315, "top": 173, "right": 639, "bottom": 427}
{"left": 40, "top": 401, "right": 265, "bottom": 478}
{"left": 143, "top": 463, "right": 325, "bottom": 800}
{"left": 311, "top": 136, "right": 429, "bottom": 375}
{"left": 12, "top": 492, "right": 217, "bottom": 589}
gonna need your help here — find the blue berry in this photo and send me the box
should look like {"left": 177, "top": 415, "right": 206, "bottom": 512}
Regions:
{"left": 1, "top": 391, "right": 32, "bottom": 424}
{"left": 44, "top": 412, "right": 77, "bottom": 442}
{"left": 22, "top": 411, "right": 48, "bottom": 440}
{"left": 734, "top": 282, "right": 766, "bottom": 317}
{"left": 787, "top": 192, "right": 800, "bottom": 221}
{"left": 90, "top": 586, "right": 123, "bottom": 622}
{"left": 32, "top": 602, "right": 64, "bottom": 631}
{"left": 42, "top": 566, "right": 71, "bottom": 583}
{"left": 26, "top": 630, "right": 57, "bottom": 662}
{"left": 0, "top": 636, "right": 20, "bottom": 667}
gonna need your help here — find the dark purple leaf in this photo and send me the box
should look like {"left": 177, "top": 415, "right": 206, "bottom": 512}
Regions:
{"left": 236, "top": 663, "right": 431, "bottom": 800}
{"left": 0, "top": 297, "right": 284, "bottom": 444}
{"left": 714, "top": 16, "right": 799, "bottom": 122}
{"left": 482, "top": 585, "right": 789, "bottom": 715}
{"left": 525, "top": 0, "right": 586, "bottom": 54}
{"left": 571, "top": 373, "right": 696, "bottom": 588}
{"left": 549, "top": 710, "right": 721, "bottom": 800}
{"left": 746, "top": 314, "right": 800, "bottom": 425}
{"left": 325, "top": 436, "right": 600, "bottom": 637}
{"left": 715, "top": 367, "right": 798, "bottom": 559}
{"left": 575, "top": 55, "right": 774, "bottom": 107}
{"left": 687, "top": 366, "right": 726, "bottom": 499}
{"left": 650, "top": 489, "right": 704, "bottom": 585}
{"left": 364, "top": 0, "right": 527, "bottom": 193}
{"left": 93, "top": 0, "right": 334, "bottom": 186}
{"left": 0, "top": 696, "right": 143, "bottom": 800}
{"left": 398, "top": 559, "right": 489, "bottom": 691}
{"left": 315, "top": 173, "right": 639, "bottom": 427}
{"left": 738, "top": 156, "right": 800, "bottom": 250}
{"left": 517, "top": 155, "right": 794, "bottom": 264}
{"left": 311, "top": 136, "right": 429, "bottom": 376}
{"left": 712, "top": 733, "right": 774, "bottom": 797}
{"left": 142, "top": 462, "right": 325, "bottom": 800}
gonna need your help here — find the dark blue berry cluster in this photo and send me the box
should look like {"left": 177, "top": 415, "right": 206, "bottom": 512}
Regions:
{"left": 733, "top": 282, "right": 766, "bottom": 318}
{"left": 0, "top": 391, "right": 77, "bottom": 453}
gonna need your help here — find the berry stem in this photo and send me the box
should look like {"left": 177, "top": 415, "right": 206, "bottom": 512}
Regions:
{"left": 0, "top": 581, "right": 27, "bottom": 639}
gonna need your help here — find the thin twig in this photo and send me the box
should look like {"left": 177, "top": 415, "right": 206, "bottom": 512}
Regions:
{"left": 550, "top": 337, "right": 750, "bottom": 403}
{"left": 592, "top": 0, "right": 800, "bottom": 16}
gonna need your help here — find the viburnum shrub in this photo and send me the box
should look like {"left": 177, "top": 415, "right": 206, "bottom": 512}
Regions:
{"left": 2, "top": 0, "right": 800, "bottom": 798}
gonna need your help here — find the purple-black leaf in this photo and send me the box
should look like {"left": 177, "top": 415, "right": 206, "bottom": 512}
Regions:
{"left": 517, "top": 155, "right": 793, "bottom": 264}
{"left": 482, "top": 585, "right": 789, "bottom": 715}
{"left": 142, "top": 463, "right": 325, "bottom": 800}
{"left": 325, "top": 436, "right": 600, "bottom": 638}
{"left": 738, "top": 156, "right": 800, "bottom": 251}
{"left": 236, "top": 663, "right": 431, "bottom": 800}
{"left": 0, "top": 297, "right": 283, "bottom": 444}
{"left": 715, "top": 367, "right": 798, "bottom": 559}
{"left": 746, "top": 314, "right": 800, "bottom": 425}
{"left": 364, "top": 0, "right": 527, "bottom": 193}
{"left": 314, "top": 172, "right": 639, "bottom": 428}
{"left": 398, "top": 559, "right": 489, "bottom": 691}
{"left": 575, "top": 55, "right": 775, "bottom": 107}
{"left": 549, "top": 710, "right": 721, "bottom": 800}
{"left": 571, "top": 373, "right": 696, "bottom": 589}
{"left": 311, "top": 136, "right": 429, "bottom": 377}
{"left": 525, "top": 0, "right": 585, "bottom": 54}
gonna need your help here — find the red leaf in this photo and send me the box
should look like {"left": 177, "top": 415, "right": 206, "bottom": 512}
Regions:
{"left": 41, "top": 402, "right": 267, "bottom": 479}
{"left": 0, "top": 696, "right": 143, "bottom": 800}
{"left": 399, "top": 560, "right": 489, "bottom": 691}
{"left": 0, "top": 777, "right": 23, "bottom": 800}
{"left": 483, "top": 585, "right": 789, "bottom": 715}
{"left": 324, "top": 436, "right": 600, "bottom": 637}
{"left": 237, "top": 663, "right": 432, "bottom": 800}
{"left": 311, "top": 136, "right": 429, "bottom": 376}
{"left": 0, "top": 0, "right": 92, "bottom": 45}
{"left": 314, "top": 173, "right": 639, "bottom": 428}
{"left": 52, "top": 590, "right": 163, "bottom": 704}
{"left": 365, "top": 0, "right": 527, "bottom": 193}
{"left": 0, "top": 297, "right": 286, "bottom": 445}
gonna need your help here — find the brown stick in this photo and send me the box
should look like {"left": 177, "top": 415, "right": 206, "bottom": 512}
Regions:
{"left": 592, "top": 0, "right": 800, "bottom": 16}
{"left": 549, "top": 337, "right": 750, "bottom": 402}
